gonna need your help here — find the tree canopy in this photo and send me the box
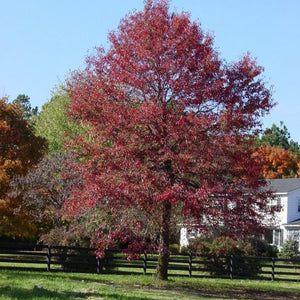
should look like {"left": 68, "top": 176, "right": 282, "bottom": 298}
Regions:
{"left": 65, "top": 0, "right": 275, "bottom": 280}
{"left": 65, "top": 1, "right": 274, "bottom": 280}
{"left": 257, "top": 146, "right": 300, "bottom": 179}
{"left": 0, "top": 97, "right": 47, "bottom": 239}
{"left": 258, "top": 122, "right": 300, "bottom": 156}
{"left": 34, "top": 89, "right": 85, "bottom": 153}
{"left": 12, "top": 94, "right": 38, "bottom": 125}
{"left": 256, "top": 122, "right": 300, "bottom": 178}
{"left": 9, "top": 153, "right": 80, "bottom": 241}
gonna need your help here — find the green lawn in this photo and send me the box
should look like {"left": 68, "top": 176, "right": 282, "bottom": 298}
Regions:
{"left": 1, "top": 269, "right": 300, "bottom": 299}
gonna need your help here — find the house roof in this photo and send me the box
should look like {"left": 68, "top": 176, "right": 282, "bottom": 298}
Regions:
{"left": 266, "top": 178, "right": 300, "bottom": 193}
{"left": 284, "top": 218, "right": 300, "bottom": 227}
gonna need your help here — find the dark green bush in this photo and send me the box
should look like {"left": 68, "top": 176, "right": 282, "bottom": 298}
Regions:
{"left": 188, "top": 237, "right": 273, "bottom": 277}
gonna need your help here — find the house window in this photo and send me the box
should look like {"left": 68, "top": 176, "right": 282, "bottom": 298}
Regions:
{"left": 269, "top": 197, "right": 281, "bottom": 208}
{"left": 273, "top": 229, "right": 283, "bottom": 247}
{"left": 287, "top": 230, "right": 300, "bottom": 249}
{"left": 276, "top": 197, "right": 281, "bottom": 207}
{"left": 288, "top": 230, "right": 300, "bottom": 240}
{"left": 264, "top": 229, "right": 273, "bottom": 244}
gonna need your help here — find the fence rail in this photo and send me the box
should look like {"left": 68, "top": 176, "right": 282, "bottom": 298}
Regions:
{"left": 1, "top": 242, "right": 300, "bottom": 281}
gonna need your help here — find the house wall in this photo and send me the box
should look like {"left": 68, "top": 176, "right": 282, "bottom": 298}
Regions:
{"left": 179, "top": 189, "right": 300, "bottom": 250}
{"left": 275, "top": 189, "right": 300, "bottom": 250}
{"left": 179, "top": 227, "right": 201, "bottom": 250}
{"left": 179, "top": 228, "right": 189, "bottom": 249}
{"left": 263, "top": 193, "right": 287, "bottom": 227}
{"left": 287, "top": 188, "right": 300, "bottom": 223}
{"left": 278, "top": 194, "right": 288, "bottom": 225}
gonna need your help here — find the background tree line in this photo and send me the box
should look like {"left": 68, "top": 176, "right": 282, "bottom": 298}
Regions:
{"left": 255, "top": 122, "right": 300, "bottom": 178}
{"left": 1, "top": 89, "right": 297, "bottom": 265}
{"left": 3, "top": 90, "right": 297, "bottom": 241}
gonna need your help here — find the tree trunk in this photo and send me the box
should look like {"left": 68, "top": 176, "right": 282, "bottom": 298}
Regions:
{"left": 156, "top": 200, "right": 171, "bottom": 280}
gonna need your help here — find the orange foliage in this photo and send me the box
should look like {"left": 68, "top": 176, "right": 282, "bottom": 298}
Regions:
{"left": 0, "top": 97, "right": 47, "bottom": 238}
{"left": 257, "top": 145, "right": 300, "bottom": 179}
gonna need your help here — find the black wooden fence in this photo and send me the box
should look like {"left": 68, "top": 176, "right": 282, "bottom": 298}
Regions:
{"left": 1, "top": 242, "right": 300, "bottom": 281}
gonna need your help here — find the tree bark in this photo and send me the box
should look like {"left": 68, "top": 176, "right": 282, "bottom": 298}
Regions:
{"left": 156, "top": 200, "right": 171, "bottom": 280}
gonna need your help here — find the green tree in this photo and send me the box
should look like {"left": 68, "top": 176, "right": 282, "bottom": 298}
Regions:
{"left": 258, "top": 122, "right": 300, "bottom": 157}
{"left": 12, "top": 94, "right": 38, "bottom": 124}
{"left": 35, "top": 89, "right": 84, "bottom": 153}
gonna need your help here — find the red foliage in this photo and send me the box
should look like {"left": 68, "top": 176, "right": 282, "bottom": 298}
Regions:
{"left": 65, "top": 1, "right": 274, "bottom": 278}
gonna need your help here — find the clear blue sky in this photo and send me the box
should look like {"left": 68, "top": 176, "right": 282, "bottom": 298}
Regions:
{"left": 1, "top": 1, "right": 299, "bottom": 142}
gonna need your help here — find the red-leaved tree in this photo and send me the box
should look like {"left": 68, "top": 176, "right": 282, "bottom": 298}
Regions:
{"left": 66, "top": 0, "right": 274, "bottom": 280}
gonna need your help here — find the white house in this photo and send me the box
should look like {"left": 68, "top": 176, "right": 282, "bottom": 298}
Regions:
{"left": 180, "top": 178, "right": 300, "bottom": 251}
{"left": 263, "top": 178, "right": 300, "bottom": 251}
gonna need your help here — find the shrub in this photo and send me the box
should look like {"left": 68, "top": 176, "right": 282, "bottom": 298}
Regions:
{"left": 242, "top": 237, "right": 278, "bottom": 257}
{"left": 280, "top": 238, "right": 299, "bottom": 259}
{"left": 40, "top": 226, "right": 100, "bottom": 272}
{"left": 179, "top": 245, "right": 189, "bottom": 254}
{"left": 169, "top": 243, "right": 180, "bottom": 254}
{"left": 188, "top": 237, "right": 270, "bottom": 277}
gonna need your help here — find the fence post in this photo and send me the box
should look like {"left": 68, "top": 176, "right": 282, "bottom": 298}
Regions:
{"left": 143, "top": 252, "right": 147, "bottom": 275}
{"left": 271, "top": 257, "right": 275, "bottom": 281}
{"left": 47, "top": 245, "right": 51, "bottom": 271}
{"left": 97, "top": 249, "right": 101, "bottom": 274}
{"left": 188, "top": 252, "right": 192, "bottom": 278}
{"left": 229, "top": 255, "right": 234, "bottom": 279}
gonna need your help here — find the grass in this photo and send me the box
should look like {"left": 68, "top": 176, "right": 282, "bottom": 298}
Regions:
{"left": 1, "top": 269, "right": 300, "bottom": 299}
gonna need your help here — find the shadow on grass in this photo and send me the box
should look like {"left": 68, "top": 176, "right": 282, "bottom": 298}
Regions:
{"left": 0, "top": 286, "right": 238, "bottom": 300}
{"left": 2, "top": 270, "right": 300, "bottom": 300}
{"left": 0, "top": 285, "right": 162, "bottom": 300}
{"left": 1, "top": 269, "right": 148, "bottom": 286}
